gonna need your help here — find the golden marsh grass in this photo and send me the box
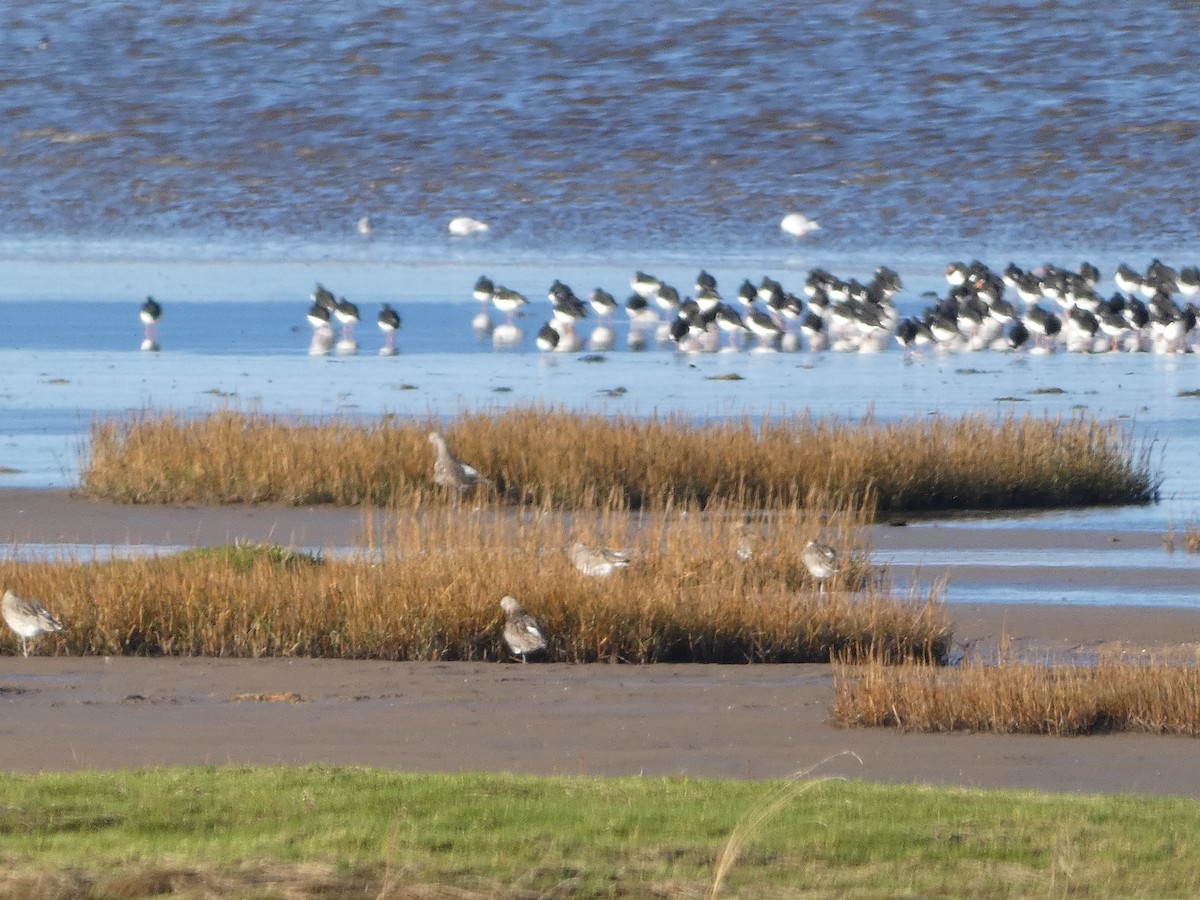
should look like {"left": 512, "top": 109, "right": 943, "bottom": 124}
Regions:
{"left": 0, "top": 499, "right": 952, "bottom": 662}
{"left": 1184, "top": 522, "right": 1200, "bottom": 553}
{"left": 80, "top": 407, "right": 1158, "bottom": 512}
{"left": 832, "top": 655, "right": 1200, "bottom": 736}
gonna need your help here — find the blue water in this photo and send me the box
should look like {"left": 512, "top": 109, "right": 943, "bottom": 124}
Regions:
{"left": 2, "top": 0, "right": 1198, "bottom": 256}
{"left": 2, "top": 0, "right": 1199, "bottom": 607}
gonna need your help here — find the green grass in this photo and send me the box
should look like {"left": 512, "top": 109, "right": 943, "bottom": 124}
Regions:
{"left": 1, "top": 766, "right": 1198, "bottom": 898}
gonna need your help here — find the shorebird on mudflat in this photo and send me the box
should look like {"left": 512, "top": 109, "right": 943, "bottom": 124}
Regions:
{"left": 586, "top": 288, "right": 618, "bottom": 350}
{"left": 713, "top": 303, "right": 748, "bottom": 351}
{"left": 472, "top": 275, "right": 496, "bottom": 333}
{"left": 624, "top": 292, "right": 659, "bottom": 326}
{"left": 491, "top": 285, "right": 528, "bottom": 326}
{"left": 536, "top": 321, "right": 560, "bottom": 352}
{"left": 1006, "top": 320, "right": 1031, "bottom": 352}
{"left": 499, "top": 596, "right": 547, "bottom": 662}
{"left": 631, "top": 271, "right": 663, "bottom": 299}
{"left": 569, "top": 541, "right": 630, "bottom": 577}
{"left": 1178, "top": 266, "right": 1200, "bottom": 298}
{"left": 1114, "top": 263, "right": 1142, "bottom": 296}
{"left": 428, "top": 432, "right": 491, "bottom": 493}
{"left": 802, "top": 539, "right": 838, "bottom": 592}
{"left": 333, "top": 297, "right": 360, "bottom": 354}
{"left": 311, "top": 283, "right": 337, "bottom": 312}
{"left": 550, "top": 284, "right": 589, "bottom": 333}
{"left": 894, "top": 317, "right": 933, "bottom": 356}
{"left": 800, "top": 309, "right": 828, "bottom": 352}
{"left": 139, "top": 296, "right": 162, "bottom": 351}
{"left": 588, "top": 287, "right": 618, "bottom": 323}
{"left": 306, "top": 302, "right": 335, "bottom": 355}
{"left": 736, "top": 280, "right": 758, "bottom": 308}
{"left": 653, "top": 283, "right": 682, "bottom": 316}
{"left": 745, "top": 307, "right": 783, "bottom": 351}
{"left": 377, "top": 303, "right": 402, "bottom": 355}
{"left": 3, "top": 589, "right": 65, "bottom": 657}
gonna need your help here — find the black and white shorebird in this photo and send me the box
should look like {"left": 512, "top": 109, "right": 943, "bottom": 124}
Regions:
{"left": 499, "top": 595, "right": 547, "bottom": 662}
{"left": 2, "top": 588, "right": 65, "bottom": 658}
{"left": 306, "top": 301, "right": 335, "bottom": 355}
{"left": 536, "top": 321, "right": 560, "bottom": 352}
{"left": 631, "top": 270, "right": 663, "bottom": 299}
{"left": 588, "top": 287, "right": 619, "bottom": 323}
{"left": 1178, "top": 266, "right": 1200, "bottom": 298}
{"left": 492, "top": 285, "right": 529, "bottom": 324}
{"left": 428, "top": 431, "right": 491, "bottom": 493}
{"left": 472, "top": 275, "right": 496, "bottom": 334}
{"left": 695, "top": 270, "right": 718, "bottom": 294}
{"left": 312, "top": 283, "right": 337, "bottom": 312}
{"left": 333, "top": 297, "right": 360, "bottom": 355}
{"left": 377, "top": 303, "right": 402, "bottom": 356}
{"left": 139, "top": 296, "right": 162, "bottom": 351}
{"left": 569, "top": 541, "right": 631, "bottom": 576}
{"left": 491, "top": 285, "right": 528, "bottom": 345}
{"left": 587, "top": 288, "right": 618, "bottom": 350}
{"left": 744, "top": 306, "right": 784, "bottom": 351}
{"left": 549, "top": 281, "right": 588, "bottom": 351}
{"left": 894, "top": 317, "right": 933, "bottom": 356}
{"left": 802, "top": 539, "right": 839, "bottom": 593}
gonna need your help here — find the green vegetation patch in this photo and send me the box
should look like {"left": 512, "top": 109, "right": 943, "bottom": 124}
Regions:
{"left": 0, "top": 766, "right": 1196, "bottom": 898}
{"left": 171, "top": 542, "right": 323, "bottom": 573}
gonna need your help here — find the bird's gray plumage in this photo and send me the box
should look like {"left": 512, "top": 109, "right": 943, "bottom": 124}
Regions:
{"left": 569, "top": 541, "right": 630, "bottom": 576}
{"left": 428, "top": 431, "right": 490, "bottom": 492}
{"left": 3, "top": 588, "right": 65, "bottom": 657}
{"left": 802, "top": 539, "right": 839, "bottom": 586}
{"left": 499, "top": 595, "right": 547, "bottom": 661}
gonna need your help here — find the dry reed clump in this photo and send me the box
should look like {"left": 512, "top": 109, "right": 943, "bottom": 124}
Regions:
{"left": 832, "top": 655, "right": 1200, "bottom": 736}
{"left": 0, "top": 501, "right": 952, "bottom": 663}
{"left": 80, "top": 407, "right": 1159, "bottom": 512}
{"left": 1184, "top": 523, "right": 1200, "bottom": 553}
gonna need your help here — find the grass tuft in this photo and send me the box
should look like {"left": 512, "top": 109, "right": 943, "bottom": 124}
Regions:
{"left": 832, "top": 654, "right": 1200, "bottom": 735}
{"left": 0, "top": 500, "right": 952, "bottom": 662}
{"left": 80, "top": 407, "right": 1159, "bottom": 512}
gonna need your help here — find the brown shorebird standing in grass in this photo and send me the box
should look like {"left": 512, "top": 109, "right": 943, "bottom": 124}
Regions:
{"left": 428, "top": 431, "right": 491, "bottom": 493}
{"left": 802, "top": 539, "right": 839, "bottom": 593}
{"left": 2, "top": 589, "right": 65, "bottom": 657}
{"left": 568, "top": 541, "right": 630, "bottom": 576}
{"left": 733, "top": 518, "right": 761, "bottom": 561}
{"left": 499, "top": 596, "right": 547, "bottom": 662}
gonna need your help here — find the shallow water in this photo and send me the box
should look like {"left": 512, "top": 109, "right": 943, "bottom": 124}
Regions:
{"left": 3, "top": 0, "right": 1199, "bottom": 257}
{"left": 2, "top": 0, "right": 1199, "bottom": 609}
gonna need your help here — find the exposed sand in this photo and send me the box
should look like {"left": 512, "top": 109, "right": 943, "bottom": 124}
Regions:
{"left": 1, "top": 489, "right": 1197, "bottom": 797}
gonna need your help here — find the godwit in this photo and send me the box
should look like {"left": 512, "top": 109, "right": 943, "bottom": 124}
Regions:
{"left": 428, "top": 432, "right": 491, "bottom": 493}
{"left": 499, "top": 596, "right": 547, "bottom": 662}
{"left": 569, "top": 541, "right": 630, "bottom": 577}
{"left": 3, "top": 589, "right": 65, "bottom": 657}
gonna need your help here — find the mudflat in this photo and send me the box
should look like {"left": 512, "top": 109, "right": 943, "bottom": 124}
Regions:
{"left": 1, "top": 489, "right": 1197, "bottom": 797}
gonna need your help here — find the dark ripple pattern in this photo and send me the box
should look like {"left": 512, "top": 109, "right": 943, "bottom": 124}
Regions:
{"left": 1, "top": 0, "right": 1198, "bottom": 256}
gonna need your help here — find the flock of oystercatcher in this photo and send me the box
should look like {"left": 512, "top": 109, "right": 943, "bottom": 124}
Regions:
{"left": 304, "top": 283, "right": 402, "bottom": 356}
{"left": 141, "top": 260, "right": 1200, "bottom": 357}
{"left": 469, "top": 259, "right": 1200, "bottom": 356}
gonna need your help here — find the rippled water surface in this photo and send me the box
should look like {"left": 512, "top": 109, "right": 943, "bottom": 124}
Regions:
{"left": 3, "top": 0, "right": 1199, "bottom": 255}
